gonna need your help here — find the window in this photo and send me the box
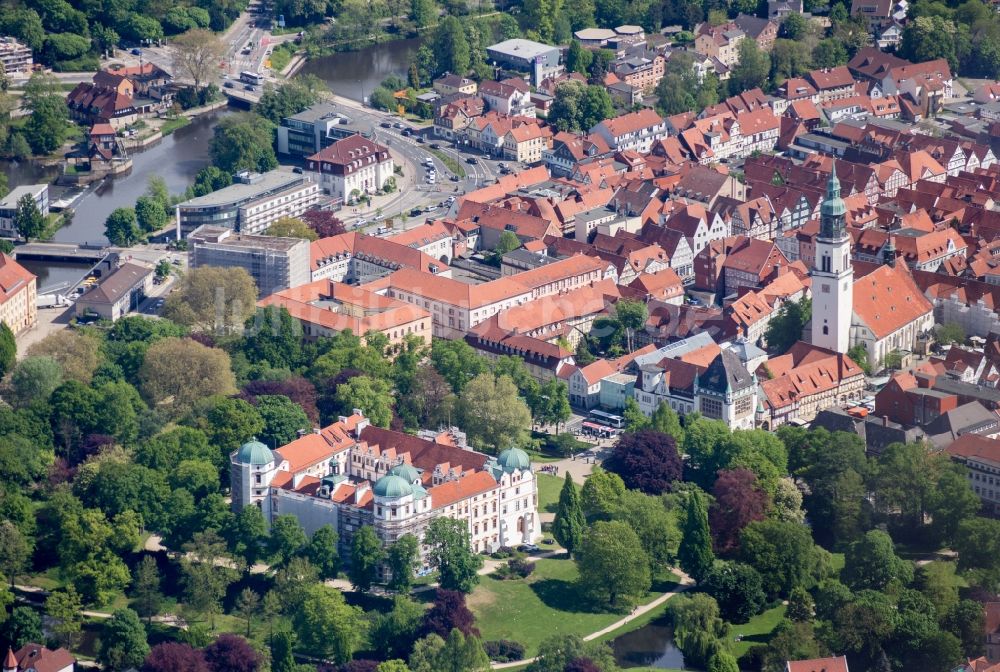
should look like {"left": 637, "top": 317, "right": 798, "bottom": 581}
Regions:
{"left": 700, "top": 396, "right": 723, "bottom": 419}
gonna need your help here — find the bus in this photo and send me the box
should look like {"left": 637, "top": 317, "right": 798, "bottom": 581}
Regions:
{"left": 240, "top": 71, "right": 264, "bottom": 86}
{"left": 589, "top": 410, "right": 624, "bottom": 429}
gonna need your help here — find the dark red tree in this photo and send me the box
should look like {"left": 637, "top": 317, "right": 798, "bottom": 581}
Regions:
{"left": 604, "top": 429, "right": 683, "bottom": 494}
{"left": 338, "top": 662, "right": 379, "bottom": 672}
{"left": 142, "top": 642, "right": 209, "bottom": 672}
{"left": 565, "top": 658, "right": 601, "bottom": 672}
{"left": 203, "top": 634, "right": 260, "bottom": 672}
{"left": 422, "top": 589, "right": 480, "bottom": 638}
{"left": 241, "top": 376, "right": 320, "bottom": 424}
{"left": 303, "top": 209, "right": 346, "bottom": 238}
{"left": 709, "top": 468, "right": 770, "bottom": 555}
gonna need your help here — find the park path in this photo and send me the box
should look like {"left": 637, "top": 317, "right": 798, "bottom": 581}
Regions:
{"left": 490, "top": 570, "right": 695, "bottom": 670}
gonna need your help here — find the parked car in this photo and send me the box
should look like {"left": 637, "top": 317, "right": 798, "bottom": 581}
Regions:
{"left": 409, "top": 208, "right": 423, "bottom": 217}
{"left": 223, "top": 81, "right": 234, "bottom": 88}
{"left": 244, "top": 84, "right": 256, "bottom": 91}
{"left": 131, "top": 48, "right": 142, "bottom": 55}
{"left": 517, "top": 544, "right": 540, "bottom": 554}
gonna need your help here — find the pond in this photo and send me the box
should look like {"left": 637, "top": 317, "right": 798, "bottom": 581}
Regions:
{"left": 611, "top": 617, "right": 693, "bottom": 670}
{"left": 296, "top": 37, "right": 423, "bottom": 102}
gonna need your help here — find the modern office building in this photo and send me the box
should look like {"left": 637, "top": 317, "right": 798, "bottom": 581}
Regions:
{"left": 175, "top": 170, "right": 319, "bottom": 237}
{"left": 188, "top": 225, "right": 311, "bottom": 296}
{"left": 486, "top": 39, "right": 563, "bottom": 86}
{"left": 276, "top": 103, "right": 373, "bottom": 157}
{"left": 0, "top": 184, "right": 48, "bottom": 238}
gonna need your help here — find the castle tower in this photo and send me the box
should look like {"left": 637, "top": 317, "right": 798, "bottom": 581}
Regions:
{"left": 811, "top": 161, "right": 853, "bottom": 353}
{"left": 4, "top": 647, "right": 16, "bottom": 672}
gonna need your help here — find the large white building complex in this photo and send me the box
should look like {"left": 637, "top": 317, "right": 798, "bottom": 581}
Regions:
{"left": 230, "top": 412, "right": 539, "bottom": 565}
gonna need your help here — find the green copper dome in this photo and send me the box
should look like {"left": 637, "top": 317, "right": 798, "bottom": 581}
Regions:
{"left": 497, "top": 447, "right": 531, "bottom": 473}
{"left": 388, "top": 463, "right": 421, "bottom": 483}
{"left": 373, "top": 474, "right": 413, "bottom": 498}
{"left": 236, "top": 438, "right": 274, "bottom": 466}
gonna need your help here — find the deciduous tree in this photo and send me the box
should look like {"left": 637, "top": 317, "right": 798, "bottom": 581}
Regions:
{"left": 105, "top": 207, "right": 142, "bottom": 246}
{"left": 266, "top": 216, "right": 318, "bottom": 241}
{"left": 458, "top": 373, "right": 531, "bottom": 453}
{"left": 203, "top": 633, "right": 260, "bottom": 672}
{"left": 425, "top": 517, "right": 482, "bottom": 593}
{"left": 709, "top": 469, "right": 769, "bottom": 555}
{"left": 45, "top": 586, "right": 83, "bottom": 649}
{"left": 576, "top": 520, "right": 651, "bottom": 610}
{"left": 387, "top": 534, "right": 419, "bottom": 592}
{"left": 13, "top": 193, "right": 44, "bottom": 240}
{"left": 98, "top": 609, "right": 149, "bottom": 671}
{"left": 142, "top": 642, "right": 209, "bottom": 672}
{"left": 605, "top": 429, "right": 682, "bottom": 495}
{"left": 163, "top": 266, "right": 258, "bottom": 332}
{"left": 702, "top": 562, "right": 766, "bottom": 624}
{"left": 349, "top": 525, "right": 385, "bottom": 591}
{"left": 292, "top": 584, "right": 367, "bottom": 663}
{"left": 139, "top": 338, "right": 237, "bottom": 416}
{"left": 171, "top": 29, "right": 224, "bottom": 92}
{"left": 305, "top": 524, "right": 340, "bottom": 580}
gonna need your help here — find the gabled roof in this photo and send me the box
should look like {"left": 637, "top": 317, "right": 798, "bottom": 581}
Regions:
{"left": 852, "top": 264, "right": 934, "bottom": 339}
{"left": 0, "top": 253, "right": 35, "bottom": 303}
{"left": 786, "top": 655, "right": 849, "bottom": 672}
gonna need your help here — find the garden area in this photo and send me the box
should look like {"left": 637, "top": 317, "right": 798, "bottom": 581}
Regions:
{"left": 469, "top": 556, "right": 680, "bottom": 658}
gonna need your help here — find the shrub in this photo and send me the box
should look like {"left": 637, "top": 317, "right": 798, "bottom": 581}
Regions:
{"left": 492, "top": 558, "right": 535, "bottom": 580}
{"left": 484, "top": 639, "right": 525, "bottom": 662}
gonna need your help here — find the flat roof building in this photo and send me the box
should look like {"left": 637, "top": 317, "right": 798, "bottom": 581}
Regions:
{"left": 276, "top": 103, "right": 372, "bottom": 157}
{"left": 189, "top": 225, "right": 311, "bottom": 296}
{"left": 176, "top": 169, "right": 319, "bottom": 238}
{"left": 0, "top": 37, "right": 32, "bottom": 74}
{"left": 0, "top": 184, "right": 48, "bottom": 239}
{"left": 486, "top": 39, "right": 562, "bottom": 86}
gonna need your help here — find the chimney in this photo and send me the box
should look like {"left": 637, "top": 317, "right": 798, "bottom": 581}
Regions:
{"left": 883, "top": 415, "right": 888, "bottom": 427}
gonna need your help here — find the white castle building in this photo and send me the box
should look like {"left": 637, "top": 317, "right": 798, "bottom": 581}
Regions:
{"left": 230, "top": 412, "right": 539, "bottom": 564}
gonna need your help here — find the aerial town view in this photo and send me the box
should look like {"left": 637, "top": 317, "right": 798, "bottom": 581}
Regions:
{"left": 4, "top": 0, "right": 1000, "bottom": 670}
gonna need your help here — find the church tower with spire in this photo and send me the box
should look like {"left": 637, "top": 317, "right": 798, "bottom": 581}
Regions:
{"left": 811, "top": 161, "right": 853, "bottom": 353}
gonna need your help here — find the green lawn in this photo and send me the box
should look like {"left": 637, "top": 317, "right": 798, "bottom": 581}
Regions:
{"left": 535, "top": 472, "right": 570, "bottom": 514}
{"left": 470, "top": 557, "right": 678, "bottom": 657}
{"left": 730, "top": 604, "right": 787, "bottom": 658}
{"left": 831, "top": 552, "right": 845, "bottom": 576}
{"left": 159, "top": 116, "right": 191, "bottom": 136}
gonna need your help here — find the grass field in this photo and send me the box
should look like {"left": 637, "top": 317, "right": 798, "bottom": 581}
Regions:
{"left": 159, "top": 116, "right": 191, "bottom": 136}
{"left": 535, "top": 472, "right": 571, "bottom": 514}
{"left": 470, "top": 557, "right": 678, "bottom": 657}
{"left": 730, "top": 604, "right": 787, "bottom": 658}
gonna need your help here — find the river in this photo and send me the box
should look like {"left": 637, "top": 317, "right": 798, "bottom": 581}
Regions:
{"left": 296, "top": 37, "right": 423, "bottom": 102}
{"left": 4, "top": 110, "right": 230, "bottom": 291}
